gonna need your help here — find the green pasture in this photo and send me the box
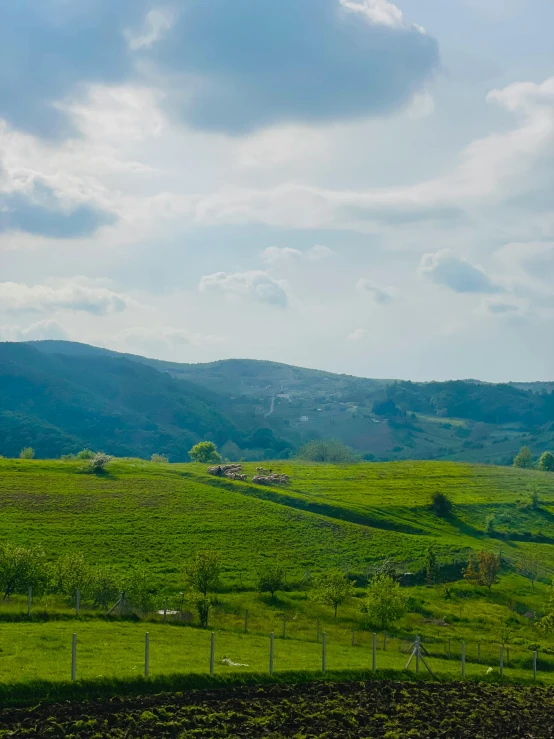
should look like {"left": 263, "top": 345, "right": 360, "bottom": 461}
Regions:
{"left": 0, "top": 620, "right": 552, "bottom": 687}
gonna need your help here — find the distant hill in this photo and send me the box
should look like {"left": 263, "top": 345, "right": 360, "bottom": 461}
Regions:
{"left": 0, "top": 342, "right": 289, "bottom": 460}
{"left": 4, "top": 340, "right": 553, "bottom": 464}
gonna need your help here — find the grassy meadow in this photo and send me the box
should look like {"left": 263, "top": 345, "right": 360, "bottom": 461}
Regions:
{"left": 0, "top": 457, "right": 554, "bottom": 689}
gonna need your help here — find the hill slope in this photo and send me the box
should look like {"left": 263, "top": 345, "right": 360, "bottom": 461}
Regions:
{"left": 24, "top": 341, "right": 554, "bottom": 464}
{"left": 0, "top": 342, "right": 288, "bottom": 460}
{"left": 1, "top": 458, "right": 553, "bottom": 588}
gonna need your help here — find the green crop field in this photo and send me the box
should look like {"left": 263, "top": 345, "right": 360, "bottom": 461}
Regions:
{"left": 0, "top": 457, "right": 554, "bottom": 693}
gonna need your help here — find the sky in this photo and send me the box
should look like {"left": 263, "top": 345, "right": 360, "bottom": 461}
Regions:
{"left": 0, "top": 0, "right": 553, "bottom": 382}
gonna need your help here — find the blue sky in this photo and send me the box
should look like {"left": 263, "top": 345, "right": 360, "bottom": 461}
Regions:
{"left": 0, "top": 0, "right": 553, "bottom": 380}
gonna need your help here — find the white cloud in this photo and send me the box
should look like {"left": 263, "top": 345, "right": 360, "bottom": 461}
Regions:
{"left": 419, "top": 250, "right": 502, "bottom": 293}
{"left": 347, "top": 328, "right": 367, "bottom": 341}
{"left": 0, "top": 281, "right": 128, "bottom": 314}
{"left": 126, "top": 9, "right": 173, "bottom": 51}
{"left": 0, "top": 320, "right": 69, "bottom": 342}
{"left": 198, "top": 271, "right": 288, "bottom": 307}
{"left": 339, "top": 0, "right": 405, "bottom": 29}
{"left": 356, "top": 278, "right": 395, "bottom": 303}
{"left": 261, "top": 244, "right": 334, "bottom": 264}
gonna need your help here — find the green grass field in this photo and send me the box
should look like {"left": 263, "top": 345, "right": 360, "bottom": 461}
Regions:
{"left": 0, "top": 457, "right": 553, "bottom": 691}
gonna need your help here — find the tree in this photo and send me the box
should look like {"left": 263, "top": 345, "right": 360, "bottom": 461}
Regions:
{"left": 517, "top": 553, "right": 542, "bottom": 591}
{"left": 364, "top": 574, "right": 408, "bottom": 630}
{"left": 514, "top": 446, "right": 534, "bottom": 469}
{"left": 312, "top": 570, "right": 355, "bottom": 618}
{"left": 297, "top": 439, "right": 357, "bottom": 464}
{"left": 0, "top": 542, "right": 47, "bottom": 599}
{"left": 124, "top": 567, "right": 156, "bottom": 614}
{"left": 425, "top": 547, "right": 439, "bottom": 586}
{"left": 464, "top": 551, "right": 500, "bottom": 592}
{"left": 19, "top": 447, "right": 35, "bottom": 460}
{"left": 184, "top": 551, "right": 221, "bottom": 597}
{"left": 89, "top": 566, "right": 120, "bottom": 609}
{"left": 256, "top": 563, "right": 285, "bottom": 599}
{"left": 431, "top": 492, "right": 453, "bottom": 517}
{"left": 538, "top": 451, "right": 554, "bottom": 472}
{"left": 151, "top": 453, "right": 169, "bottom": 463}
{"left": 50, "top": 552, "right": 90, "bottom": 598}
{"left": 189, "top": 442, "right": 222, "bottom": 464}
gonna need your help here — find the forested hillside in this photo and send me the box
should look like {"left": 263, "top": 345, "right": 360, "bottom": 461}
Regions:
{"left": 0, "top": 343, "right": 289, "bottom": 460}
{"left": 2, "top": 340, "right": 552, "bottom": 464}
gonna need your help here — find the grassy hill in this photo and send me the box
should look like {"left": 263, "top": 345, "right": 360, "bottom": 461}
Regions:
{"left": 1, "top": 458, "right": 553, "bottom": 586}
{"left": 24, "top": 340, "right": 554, "bottom": 465}
{"left": 1, "top": 458, "right": 554, "bottom": 690}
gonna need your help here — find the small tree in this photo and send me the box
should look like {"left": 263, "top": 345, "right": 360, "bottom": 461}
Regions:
{"left": 189, "top": 442, "right": 222, "bottom": 464}
{"left": 538, "top": 452, "right": 554, "bottom": 472}
{"left": 312, "top": 570, "right": 355, "bottom": 618}
{"left": 517, "top": 553, "right": 542, "bottom": 591}
{"left": 514, "top": 446, "right": 534, "bottom": 469}
{"left": 297, "top": 439, "right": 357, "bottom": 464}
{"left": 184, "top": 551, "right": 221, "bottom": 597}
{"left": 464, "top": 551, "right": 500, "bottom": 592}
{"left": 190, "top": 594, "right": 213, "bottom": 628}
{"left": 89, "top": 566, "right": 120, "bottom": 609}
{"left": 364, "top": 574, "right": 408, "bottom": 630}
{"left": 19, "top": 447, "right": 35, "bottom": 460}
{"left": 538, "top": 584, "right": 554, "bottom": 634}
{"left": 256, "top": 563, "right": 285, "bottom": 599}
{"left": 50, "top": 552, "right": 91, "bottom": 599}
{"left": 431, "top": 492, "right": 453, "bottom": 517}
{"left": 151, "top": 453, "right": 169, "bottom": 463}
{"left": 425, "top": 547, "right": 439, "bottom": 586}
{"left": 0, "top": 542, "right": 47, "bottom": 599}
{"left": 124, "top": 567, "right": 156, "bottom": 614}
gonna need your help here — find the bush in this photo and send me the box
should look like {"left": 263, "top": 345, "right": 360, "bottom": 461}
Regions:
{"left": 19, "top": 447, "right": 35, "bottom": 460}
{"left": 431, "top": 492, "right": 453, "bottom": 517}
{"left": 86, "top": 454, "right": 111, "bottom": 474}
{"left": 76, "top": 449, "right": 95, "bottom": 460}
{"left": 297, "top": 439, "right": 357, "bottom": 464}
{"left": 151, "top": 453, "right": 169, "bottom": 463}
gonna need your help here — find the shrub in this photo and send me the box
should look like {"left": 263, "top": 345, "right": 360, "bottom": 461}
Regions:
{"left": 19, "top": 447, "right": 35, "bottom": 460}
{"left": 86, "top": 454, "right": 111, "bottom": 474}
{"left": 297, "top": 439, "right": 357, "bottom": 464}
{"left": 431, "top": 492, "right": 453, "bottom": 517}
{"left": 151, "top": 453, "right": 169, "bottom": 463}
{"left": 76, "top": 449, "right": 95, "bottom": 460}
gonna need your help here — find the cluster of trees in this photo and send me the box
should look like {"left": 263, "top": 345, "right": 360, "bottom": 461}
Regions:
{"left": 296, "top": 439, "right": 358, "bottom": 464}
{"left": 513, "top": 446, "right": 554, "bottom": 472}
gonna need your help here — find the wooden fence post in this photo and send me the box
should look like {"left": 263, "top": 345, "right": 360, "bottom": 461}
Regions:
{"left": 416, "top": 636, "right": 420, "bottom": 674}
{"left": 372, "top": 633, "right": 377, "bottom": 673}
{"left": 145, "top": 632, "right": 150, "bottom": 678}
{"left": 269, "top": 632, "right": 274, "bottom": 675}
{"left": 163, "top": 598, "right": 168, "bottom": 623}
{"left": 210, "top": 632, "right": 215, "bottom": 676}
{"left": 71, "top": 633, "right": 77, "bottom": 682}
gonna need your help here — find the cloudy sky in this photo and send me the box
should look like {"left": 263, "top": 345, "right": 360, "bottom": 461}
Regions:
{"left": 1, "top": 0, "right": 553, "bottom": 381}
